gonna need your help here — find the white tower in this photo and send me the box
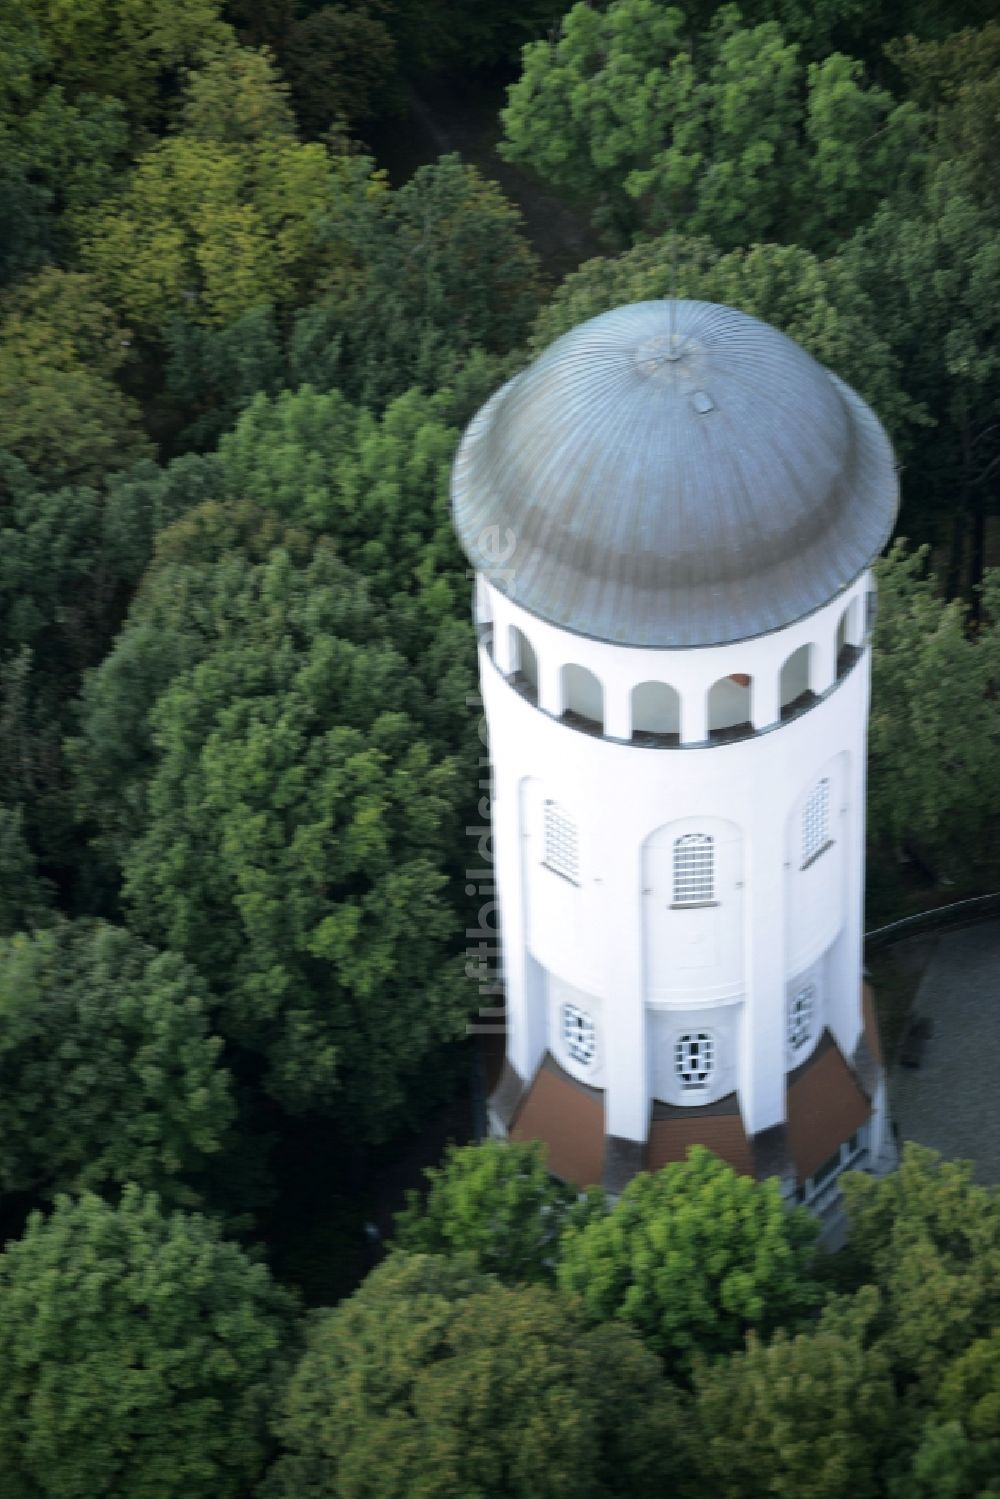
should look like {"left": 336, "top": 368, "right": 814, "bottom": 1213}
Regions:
{"left": 452, "top": 302, "right": 898, "bottom": 1216}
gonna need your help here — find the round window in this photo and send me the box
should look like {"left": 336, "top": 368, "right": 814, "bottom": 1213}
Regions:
{"left": 562, "top": 1003, "right": 596, "bottom": 1066}
{"left": 674, "top": 1031, "right": 715, "bottom": 1089}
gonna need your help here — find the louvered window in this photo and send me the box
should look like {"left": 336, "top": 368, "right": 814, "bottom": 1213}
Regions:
{"left": 543, "top": 801, "right": 579, "bottom": 883}
{"left": 672, "top": 833, "right": 714, "bottom": 905}
{"left": 788, "top": 983, "right": 816, "bottom": 1053}
{"left": 802, "top": 779, "right": 831, "bottom": 867}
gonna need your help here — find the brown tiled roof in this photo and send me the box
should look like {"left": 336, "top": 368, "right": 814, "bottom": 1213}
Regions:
{"left": 787, "top": 1030, "right": 871, "bottom": 1182}
{"left": 510, "top": 1053, "right": 605, "bottom": 1187}
{"left": 648, "top": 1091, "right": 754, "bottom": 1177}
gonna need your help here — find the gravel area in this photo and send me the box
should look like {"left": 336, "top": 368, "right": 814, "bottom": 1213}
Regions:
{"left": 890, "top": 922, "right": 1000, "bottom": 1184}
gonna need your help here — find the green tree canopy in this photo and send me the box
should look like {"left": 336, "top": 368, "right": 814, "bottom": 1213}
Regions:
{"left": 867, "top": 544, "right": 1000, "bottom": 880}
{"left": 71, "top": 492, "right": 473, "bottom": 1129}
{"left": 0, "top": 269, "right": 150, "bottom": 488}
{"left": 80, "top": 51, "right": 383, "bottom": 338}
{"left": 838, "top": 1147, "right": 1000, "bottom": 1396}
{"left": 269, "top": 1251, "right": 685, "bottom": 1499}
{"left": 0, "top": 919, "right": 234, "bottom": 1203}
{"left": 500, "top": 1, "right": 923, "bottom": 249}
{"left": 23, "top": 0, "right": 234, "bottom": 137}
{"left": 393, "top": 1139, "right": 604, "bottom": 1283}
{"left": 0, "top": 1186, "right": 295, "bottom": 1499}
{"left": 281, "top": 6, "right": 401, "bottom": 135}
{"left": 0, "top": 806, "right": 52, "bottom": 938}
{"left": 688, "top": 1288, "right": 897, "bottom": 1499}
{"left": 289, "top": 154, "right": 543, "bottom": 409}
{"left": 556, "top": 1146, "right": 820, "bottom": 1371}
{"left": 899, "top": 1331, "right": 1000, "bottom": 1499}
{"left": 0, "top": 8, "right": 129, "bottom": 279}
{"left": 887, "top": 22, "right": 1000, "bottom": 215}
{"left": 842, "top": 168, "right": 1000, "bottom": 589}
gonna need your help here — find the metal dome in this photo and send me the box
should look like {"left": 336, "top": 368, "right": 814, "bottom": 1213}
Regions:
{"left": 451, "top": 299, "right": 898, "bottom": 648}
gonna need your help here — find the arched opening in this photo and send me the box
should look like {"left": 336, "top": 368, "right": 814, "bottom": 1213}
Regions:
{"left": 780, "top": 644, "right": 816, "bottom": 721}
{"left": 836, "top": 600, "right": 862, "bottom": 679}
{"left": 560, "top": 663, "right": 604, "bottom": 735}
{"left": 708, "top": 673, "right": 753, "bottom": 743}
{"left": 474, "top": 575, "right": 493, "bottom": 648}
{"left": 631, "top": 680, "right": 681, "bottom": 746}
{"left": 510, "top": 625, "right": 538, "bottom": 704}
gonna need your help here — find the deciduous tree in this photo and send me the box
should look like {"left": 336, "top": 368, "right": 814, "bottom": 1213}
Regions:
{"left": 556, "top": 1146, "right": 820, "bottom": 1371}
{"left": 839, "top": 1145, "right": 1000, "bottom": 1396}
{"left": 899, "top": 1331, "right": 1000, "bottom": 1499}
{"left": 394, "top": 1139, "right": 603, "bottom": 1282}
{"left": 500, "top": 1, "right": 921, "bottom": 249}
{"left": 0, "top": 919, "right": 234, "bottom": 1203}
{"left": 688, "top": 1288, "right": 897, "bottom": 1499}
{"left": 72, "top": 502, "right": 473, "bottom": 1129}
{"left": 0, "top": 270, "right": 150, "bottom": 488}
{"left": 23, "top": 0, "right": 234, "bottom": 136}
{"left": 0, "top": 1186, "right": 295, "bottom": 1499}
{"left": 867, "top": 545, "right": 1000, "bottom": 880}
{"left": 80, "top": 51, "right": 383, "bottom": 338}
{"left": 269, "top": 1252, "right": 686, "bottom": 1499}
{"left": 290, "top": 154, "right": 543, "bottom": 409}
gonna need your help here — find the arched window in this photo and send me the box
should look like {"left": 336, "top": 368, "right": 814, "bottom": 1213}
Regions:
{"left": 780, "top": 643, "right": 815, "bottom": 721}
{"left": 802, "top": 779, "right": 831, "bottom": 867}
{"left": 561, "top": 663, "right": 604, "bottom": 734}
{"left": 562, "top": 1004, "right": 596, "bottom": 1066}
{"left": 510, "top": 626, "right": 538, "bottom": 702}
{"left": 836, "top": 599, "right": 862, "bottom": 679}
{"left": 708, "top": 673, "right": 752, "bottom": 742}
{"left": 672, "top": 833, "right": 715, "bottom": 906}
{"left": 675, "top": 1031, "right": 715, "bottom": 1090}
{"left": 543, "top": 800, "right": 579, "bottom": 884}
{"left": 631, "top": 680, "right": 681, "bottom": 743}
{"left": 788, "top": 982, "right": 816, "bottom": 1054}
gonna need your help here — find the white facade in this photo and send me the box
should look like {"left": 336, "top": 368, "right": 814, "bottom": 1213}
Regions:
{"left": 480, "top": 569, "right": 873, "bottom": 1150}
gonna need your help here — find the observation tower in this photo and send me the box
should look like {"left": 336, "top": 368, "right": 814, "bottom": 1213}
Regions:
{"left": 452, "top": 300, "right": 898, "bottom": 1217}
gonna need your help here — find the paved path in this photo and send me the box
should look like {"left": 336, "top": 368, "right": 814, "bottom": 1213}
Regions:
{"left": 889, "top": 922, "right": 1000, "bottom": 1184}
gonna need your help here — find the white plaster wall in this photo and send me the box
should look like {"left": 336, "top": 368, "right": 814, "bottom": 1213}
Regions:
{"left": 643, "top": 816, "right": 744, "bottom": 1003}
{"left": 480, "top": 571, "right": 873, "bottom": 1142}
{"left": 483, "top": 571, "right": 871, "bottom": 745}
{"left": 785, "top": 752, "right": 848, "bottom": 977}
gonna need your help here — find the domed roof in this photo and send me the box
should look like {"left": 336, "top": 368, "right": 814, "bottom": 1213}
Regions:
{"left": 451, "top": 300, "right": 898, "bottom": 648}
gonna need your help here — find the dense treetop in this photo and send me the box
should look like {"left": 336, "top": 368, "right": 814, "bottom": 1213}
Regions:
{"left": 0, "top": 919, "right": 233, "bottom": 1204}
{"left": 269, "top": 1251, "right": 685, "bottom": 1499}
{"left": 0, "top": 1186, "right": 295, "bottom": 1499}
{"left": 0, "top": 2, "right": 997, "bottom": 1492}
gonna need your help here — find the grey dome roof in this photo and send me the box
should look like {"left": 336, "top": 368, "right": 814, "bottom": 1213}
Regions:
{"left": 451, "top": 299, "right": 898, "bottom": 648}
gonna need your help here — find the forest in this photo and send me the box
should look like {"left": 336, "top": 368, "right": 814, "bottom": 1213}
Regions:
{"left": 0, "top": 0, "right": 998, "bottom": 1494}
